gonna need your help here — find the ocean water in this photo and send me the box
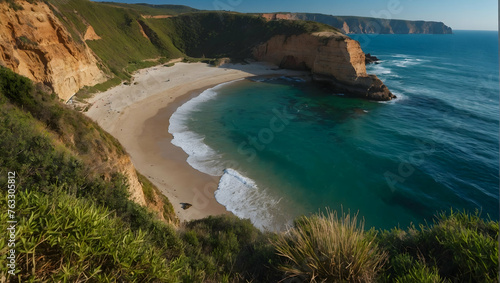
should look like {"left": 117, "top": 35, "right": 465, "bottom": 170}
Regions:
{"left": 169, "top": 31, "right": 499, "bottom": 231}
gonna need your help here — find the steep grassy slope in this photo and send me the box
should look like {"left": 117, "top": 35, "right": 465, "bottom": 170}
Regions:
{"left": 146, "top": 11, "right": 339, "bottom": 59}
{"left": 99, "top": 2, "right": 199, "bottom": 15}
{"left": 48, "top": 0, "right": 183, "bottom": 80}
{"left": 47, "top": 1, "right": 338, "bottom": 78}
{"left": 0, "top": 65, "right": 177, "bottom": 223}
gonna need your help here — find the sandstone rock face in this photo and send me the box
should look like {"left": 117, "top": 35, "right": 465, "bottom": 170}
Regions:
{"left": 0, "top": 1, "right": 107, "bottom": 101}
{"left": 253, "top": 32, "right": 394, "bottom": 100}
{"left": 84, "top": 25, "right": 101, "bottom": 41}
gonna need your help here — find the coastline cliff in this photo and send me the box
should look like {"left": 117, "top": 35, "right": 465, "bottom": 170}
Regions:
{"left": 0, "top": 4, "right": 395, "bottom": 103}
{"left": 0, "top": 1, "right": 394, "bottom": 205}
{"left": 0, "top": 1, "right": 107, "bottom": 102}
{"left": 253, "top": 32, "right": 394, "bottom": 100}
{"left": 260, "top": 13, "right": 453, "bottom": 34}
{"left": 0, "top": 1, "right": 178, "bottom": 221}
{"left": 0, "top": 5, "right": 396, "bottom": 218}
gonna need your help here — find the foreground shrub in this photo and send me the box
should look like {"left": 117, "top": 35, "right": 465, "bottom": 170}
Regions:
{"left": 181, "top": 215, "right": 282, "bottom": 282}
{"left": 390, "top": 253, "right": 443, "bottom": 283}
{"left": 0, "top": 189, "right": 176, "bottom": 282}
{"left": 273, "top": 210, "right": 388, "bottom": 282}
{"left": 378, "top": 209, "right": 499, "bottom": 282}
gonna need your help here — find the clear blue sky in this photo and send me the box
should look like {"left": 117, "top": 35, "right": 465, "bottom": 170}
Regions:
{"left": 96, "top": 0, "right": 498, "bottom": 31}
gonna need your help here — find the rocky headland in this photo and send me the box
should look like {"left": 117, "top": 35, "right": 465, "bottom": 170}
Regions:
{"left": 253, "top": 32, "right": 394, "bottom": 100}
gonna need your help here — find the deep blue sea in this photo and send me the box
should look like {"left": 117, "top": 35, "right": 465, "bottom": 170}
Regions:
{"left": 170, "top": 31, "right": 499, "bottom": 231}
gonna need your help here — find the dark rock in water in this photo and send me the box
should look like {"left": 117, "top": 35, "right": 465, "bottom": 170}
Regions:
{"left": 180, "top": 203, "right": 192, "bottom": 210}
{"left": 365, "top": 53, "right": 380, "bottom": 64}
{"left": 313, "top": 73, "right": 396, "bottom": 101}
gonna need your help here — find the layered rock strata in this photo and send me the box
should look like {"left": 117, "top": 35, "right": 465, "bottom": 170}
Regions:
{"left": 253, "top": 32, "right": 394, "bottom": 101}
{"left": 0, "top": 1, "right": 106, "bottom": 101}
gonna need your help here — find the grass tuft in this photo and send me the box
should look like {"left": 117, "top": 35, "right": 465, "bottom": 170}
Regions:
{"left": 273, "top": 210, "right": 388, "bottom": 282}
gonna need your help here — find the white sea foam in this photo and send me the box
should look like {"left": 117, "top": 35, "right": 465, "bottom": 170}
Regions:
{"left": 370, "top": 64, "right": 392, "bottom": 75}
{"left": 378, "top": 91, "right": 407, "bottom": 104}
{"left": 170, "top": 80, "right": 292, "bottom": 231}
{"left": 392, "top": 54, "right": 411, "bottom": 58}
{"left": 215, "top": 168, "right": 291, "bottom": 231}
{"left": 169, "top": 80, "right": 243, "bottom": 176}
{"left": 392, "top": 57, "right": 429, "bottom": 68}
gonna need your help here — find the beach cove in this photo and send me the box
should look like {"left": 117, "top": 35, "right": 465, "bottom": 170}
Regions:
{"left": 85, "top": 62, "right": 309, "bottom": 222}
{"left": 85, "top": 32, "right": 499, "bottom": 230}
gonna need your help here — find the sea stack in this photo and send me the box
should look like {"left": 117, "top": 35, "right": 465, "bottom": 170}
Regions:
{"left": 253, "top": 31, "right": 395, "bottom": 101}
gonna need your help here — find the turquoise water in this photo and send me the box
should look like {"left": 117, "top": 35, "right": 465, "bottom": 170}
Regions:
{"left": 170, "top": 31, "right": 499, "bottom": 231}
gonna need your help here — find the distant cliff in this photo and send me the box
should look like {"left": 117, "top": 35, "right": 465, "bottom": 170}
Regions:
{"left": 253, "top": 32, "right": 394, "bottom": 100}
{"left": 260, "top": 13, "right": 453, "bottom": 34}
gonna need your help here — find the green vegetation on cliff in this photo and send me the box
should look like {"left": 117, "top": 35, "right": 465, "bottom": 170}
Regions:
{"left": 48, "top": 0, "right": 182, "bottom": 80}
{"left": 47, "top": 0, "right": 337, "bottom": 81}
{"left": 146, "top": 11, "right": 337, "bottom": 59}
{"left": 99, "top": 2, "right": 199, "bottom": 15}
{"left": 257, "top": 12, "right": 453, "bottom": 34}
{"left": 0, "top": 67, "right": 497, "bottom": 282}
{"left": 0, "top": 1, "right": 496, "bottom": 281}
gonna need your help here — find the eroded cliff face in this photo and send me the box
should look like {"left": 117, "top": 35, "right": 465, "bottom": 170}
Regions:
{"left": 253, "top": 32, "right": 394, "bottom": 100}
{"left": 0, "top": 1, "right": 107, "bottom": 101}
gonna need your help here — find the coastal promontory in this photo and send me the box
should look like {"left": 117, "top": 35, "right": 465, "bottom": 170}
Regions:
{"left": 253, "top": 32, "right": 394, "bottom": 100}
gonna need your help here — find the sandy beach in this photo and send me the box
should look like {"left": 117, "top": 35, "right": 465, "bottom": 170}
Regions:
{"left": 85, "top": 62, "right": 309, "bottom": 222}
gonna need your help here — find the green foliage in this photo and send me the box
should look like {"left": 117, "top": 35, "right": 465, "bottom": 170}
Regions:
{"left": 389, "top": 254, "right": 444, "bottom": 283}
{"left": 0, "top": 0, "right": 24, "bottom": 11}
{"left": 0, "top": 71, "right": 87, "bottom": 192}
{"left": 0, "top": 67, "right": 35, "bottom": 107}
{"left": 273, "top": 210, "right": 388, "bottom": 282}
{"left": 16, "top": 36, "right": 38, "bottom": 46}
{"left": 1, "top": 66, "right": 497, "bottom": 282}
{"left": 99, "top": 2, "right": 198, "bottom": 16}
{"left": 0, "top": 66, "right": 184, "bottom": 281}
{"left": 0, "top": 189, "right": 176, "bottom": 281}
{"left": 75, "top": 77, "right": 122, "bottom": 101}
{"left": 378, "top": 209, "right": 499, "bottom": 282}
{"left": 136, "top": 171, "right": 178, "bottom": 225}
{"left": 145, "top": 11, "right": 336, "bottom": 60}
{"left": 137, "top": 171, "right": 155, "bottom": 203}
{"left": 47, "top": 0, "right": 183, "bottom": 80}
{"left": 181, "top": 215, "right": 282, "bottom": 282}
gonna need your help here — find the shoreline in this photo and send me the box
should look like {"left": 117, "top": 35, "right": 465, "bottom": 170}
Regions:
{"left": 85, "top": 62, "right": 309, "bottom": 222}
